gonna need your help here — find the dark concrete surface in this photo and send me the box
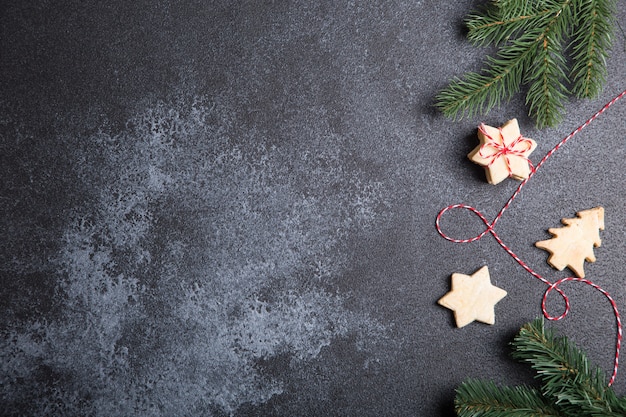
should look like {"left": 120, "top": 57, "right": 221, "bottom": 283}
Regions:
{"left": 1, "top": 1, "right": 625, "bottom": 416}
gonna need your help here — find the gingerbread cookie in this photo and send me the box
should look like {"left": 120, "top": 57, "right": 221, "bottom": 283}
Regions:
{"left": 468, "top": 119, "right": 537, "bottom": 185}
{"left": 438, "top": 265, "right": 507, "bottom": 328}
{"left": 535, "top": 207, "right": 604, "bottom": 278}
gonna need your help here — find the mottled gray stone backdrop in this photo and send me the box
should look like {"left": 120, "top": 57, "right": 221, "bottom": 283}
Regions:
{"left": 1, "top": 1, "right": 625, "bottom": 416}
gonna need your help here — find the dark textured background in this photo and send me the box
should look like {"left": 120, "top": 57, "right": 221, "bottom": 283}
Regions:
{"left": 1, "top": 1, "right": 625, "bottom": 416}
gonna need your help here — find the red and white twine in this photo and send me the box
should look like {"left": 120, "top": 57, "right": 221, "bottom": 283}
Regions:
{"left": 436, "top": 89, "right": 626, "bottom": 386}
{"left": 477, "top": 123, "right": 535, "bottom": 177}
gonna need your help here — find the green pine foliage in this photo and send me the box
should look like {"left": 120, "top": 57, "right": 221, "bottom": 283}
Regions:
{"left": 455, "top": 380, "right": 562, "bottom": 416}
{"left": 436, "top": 0, "right": 617, "bottom": 128}
{"left": 455, "top": 318, "right": 626, "bottom": 416}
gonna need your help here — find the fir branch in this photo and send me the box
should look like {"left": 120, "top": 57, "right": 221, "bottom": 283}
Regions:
{"left": 466, "top": 3, "right": 550, "bottom": 46}
{"left": 435, "top": 31, "right": 538, "bottom": 120}
{"left": 455, "top": 379, "right": 563, "bottom": 417}
{"left": 436, "top": 0, "right": 618, "bottom": 128}
{"left": 454, "top": 319, "right": 626, "bottom": 416}
{"left": 524, "top": 28, "right": 569, "bottom": 127}
{"left": 570, "top": 0, "right": 616, "bottom": 98}
{"left": 511, "top": 319, "right": 626, "bottom": 416}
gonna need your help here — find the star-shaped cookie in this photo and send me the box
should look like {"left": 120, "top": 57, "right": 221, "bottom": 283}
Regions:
{"left": 468, "top": 118, "right": 537, "bottom": 185}
{"left": 438, "top": 265, "right": 507, "bottom": 328}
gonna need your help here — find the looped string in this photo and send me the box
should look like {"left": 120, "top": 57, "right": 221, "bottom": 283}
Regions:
{"left": 542, "top": 277, "right": 621, "bottom": 324}
{"left": 436, "top": 89, "right": 626, "bottom": 386}
{"left": 478, "top": 124, "right": 535, "bottom": 177}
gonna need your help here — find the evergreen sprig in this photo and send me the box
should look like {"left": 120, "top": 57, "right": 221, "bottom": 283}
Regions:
{"left": 455, "top": 318, "right": 626, "bottom": 416}
{"left": 455, "top": 380, "right": 562, "bottom": 416}
{"left": 436, "top": 0, "right": 618, "bottom": 128}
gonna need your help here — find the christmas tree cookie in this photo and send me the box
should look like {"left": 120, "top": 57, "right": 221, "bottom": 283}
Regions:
{"left": 535, "top": 207, "right": 604, "bottom": 278}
